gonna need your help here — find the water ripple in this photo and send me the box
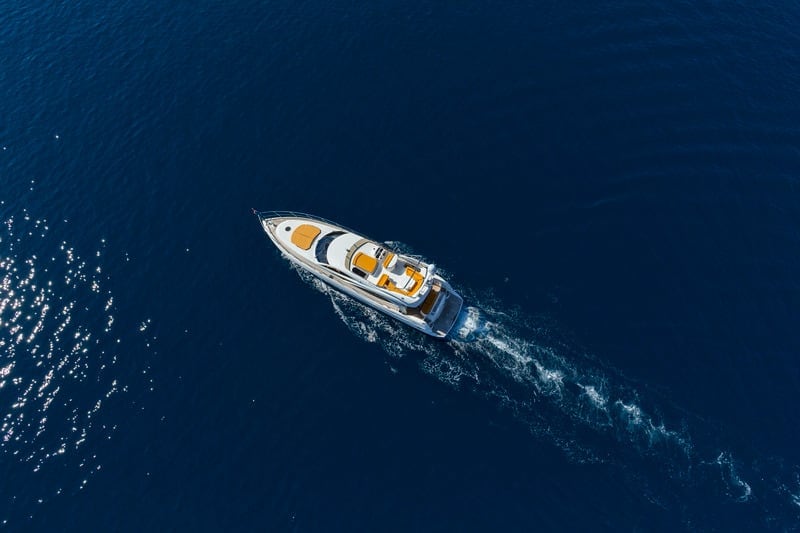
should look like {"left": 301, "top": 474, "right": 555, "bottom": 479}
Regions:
{"left": 0, "top": 209, "right": 145, "bottom": 520}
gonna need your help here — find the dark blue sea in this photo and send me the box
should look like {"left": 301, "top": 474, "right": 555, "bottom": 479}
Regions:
{"left": 2, "top": 1, "right": 800, "bottom": 530}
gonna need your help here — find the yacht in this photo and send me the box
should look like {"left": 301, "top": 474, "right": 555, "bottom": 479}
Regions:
{"left": 255, "top": 210, "right": 464, "bottom": 338}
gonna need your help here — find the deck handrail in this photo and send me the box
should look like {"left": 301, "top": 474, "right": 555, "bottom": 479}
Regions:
{"left": 253, "top": 209, "right": 431, "bottom": 270}
{"left": 253, "top": 210, "right": 344, "bottom": 228}
{"left": 253, "top": 209, "right": 375, "bottom": 240}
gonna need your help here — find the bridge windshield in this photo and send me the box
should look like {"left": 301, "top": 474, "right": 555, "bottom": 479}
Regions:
{"left": 314, "top": 231, "right": 345, "bottom": 264}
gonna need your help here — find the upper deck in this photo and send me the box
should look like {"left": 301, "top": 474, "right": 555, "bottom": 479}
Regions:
{"left": 260, "top": 213, "right": 433, "bottom": 306}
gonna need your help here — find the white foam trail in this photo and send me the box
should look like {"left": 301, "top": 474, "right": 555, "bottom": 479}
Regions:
{"left": 278, "top": 252, "right": 800, "bottom": 525}
{"left": 579, "top": 384, "right": 607, "bottom": 408}
{"left": 710, "top": 451, "right": 753, "bottom": 502}
{"left": 288, "top": 258, "right": 693, "bottom": 463}
{"left": 292, "top": 257, "right": 671, "bottom": 438}
{"left": 451, "top": 306, "right": 489, "bottom": 342}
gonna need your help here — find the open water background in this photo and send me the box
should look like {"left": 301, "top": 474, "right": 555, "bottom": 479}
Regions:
{"left": 2, "top": 1, "right": 800, "bottom": 530}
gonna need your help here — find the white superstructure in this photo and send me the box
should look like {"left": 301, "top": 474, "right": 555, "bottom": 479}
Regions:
{"left": 255, "top": 210, "right": 464, "bottom": 338}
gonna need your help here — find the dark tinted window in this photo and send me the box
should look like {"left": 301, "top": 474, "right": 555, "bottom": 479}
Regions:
{"left": 314, "top": 231, "right": 344, "bottom": 263}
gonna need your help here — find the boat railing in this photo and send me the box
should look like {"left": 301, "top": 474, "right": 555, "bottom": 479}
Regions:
{"left": 253, "top": 210, "right": 362, "bottom": 235}
{"left": 253, "top": 209, "right": 431, "bottom": 271}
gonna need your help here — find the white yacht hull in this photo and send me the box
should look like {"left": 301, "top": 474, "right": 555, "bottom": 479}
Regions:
{"left": 256, "top": 211, "right": 463, "bottom": 338}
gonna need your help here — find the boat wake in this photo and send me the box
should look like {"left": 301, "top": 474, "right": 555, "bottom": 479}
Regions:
{"left": 450, "top": 306, "right": 490, "bottom": 342}
{"left": 287, "top": 260, "right": 800, "bottom": 529}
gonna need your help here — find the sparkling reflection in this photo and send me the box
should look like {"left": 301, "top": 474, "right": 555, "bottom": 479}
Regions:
{"left": 0, "top": 209, "right": 146, "bottom": 517}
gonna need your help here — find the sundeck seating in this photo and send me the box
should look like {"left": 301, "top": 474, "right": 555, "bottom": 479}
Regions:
{"left": 291, "top": 224, "right": 321, "bottom": 250}
{"left": 404, "top": 267, "right": 424, "bottom": 293}
{"left": 353, "top": 252, "right": 379, "bottom": 274}
{"left": 376, "top": 266, "right": 425, "bottom": 297}
{"left": 383, "top": 252, "right": 396, "bottom": 269}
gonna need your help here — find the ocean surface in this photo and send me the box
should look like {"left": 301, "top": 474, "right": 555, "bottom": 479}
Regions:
{"left": 2, "top": 1, "right": 800, "bottom": 530}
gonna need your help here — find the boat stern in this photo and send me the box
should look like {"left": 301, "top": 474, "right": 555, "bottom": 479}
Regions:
{"left": 426, "top": 283, "right": 464, "bottom": 338}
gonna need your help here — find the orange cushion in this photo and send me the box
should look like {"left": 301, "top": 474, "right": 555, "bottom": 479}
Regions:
{"left": 291, "top": 224, "right": 321, "bottom": 250}
{"left": 354, "top": 252, "right": 378, "bottom": 274}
